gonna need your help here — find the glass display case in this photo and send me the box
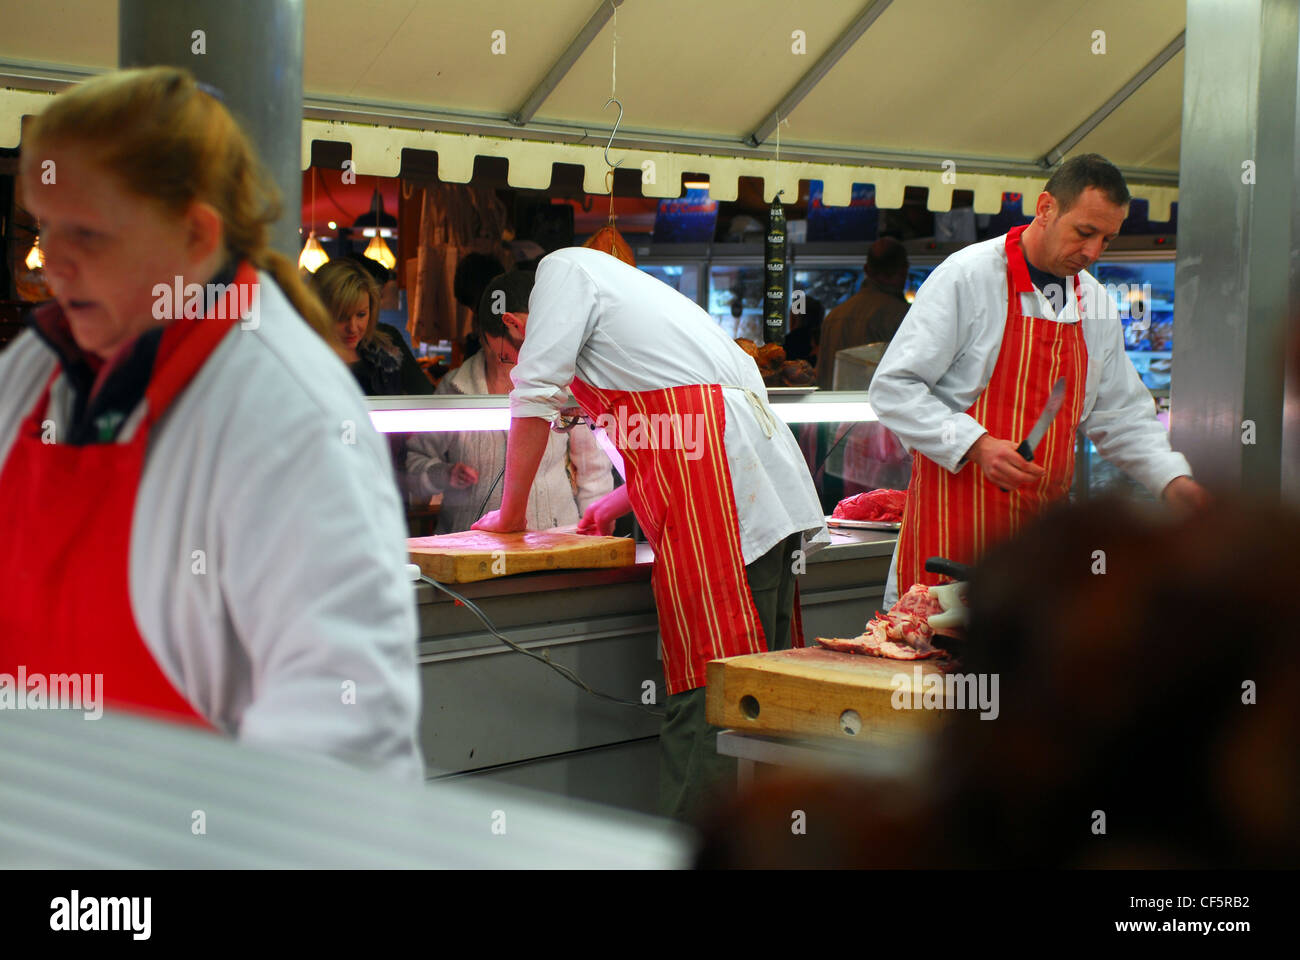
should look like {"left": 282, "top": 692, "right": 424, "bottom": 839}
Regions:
{"left": 368, "top": 390, "right": 881, "bottom": 532}
{"left": 1090, "top": 258, "right": 1175, "bottom": 391}
{"left": 905, "top": 264, "right": 939, "bottom": 303}
{"left": 706, "top": 262, "right": 765, "bottom": 340}
{"left": 791, "top": 266, "right": 861, "bottom": 316}
{"left": 638, "top": 263, "right": 701, "bottom": 303}
{"left": 370, "top": 391, "right": 893, "bottom": 805}
{"left": 1074, "top": 255, "right": 1176, "bottom": 501}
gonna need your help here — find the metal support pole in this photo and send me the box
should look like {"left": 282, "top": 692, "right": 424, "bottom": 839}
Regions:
{"left": 119, "top": 0, "right": 304, "bottom": 259}
{"left": 1171, "top": 0, "right": 1300, "bottom": 495}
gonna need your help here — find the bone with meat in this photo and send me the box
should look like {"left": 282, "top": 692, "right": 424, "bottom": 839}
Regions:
{"left": 816, "top": 582, "right": 956, "bottom": 659}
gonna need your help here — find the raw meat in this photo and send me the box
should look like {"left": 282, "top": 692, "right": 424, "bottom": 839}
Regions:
{"left": 832, "top": 488, "right": 907, "bottom": 523}
{"left": 816, "top": 583, "right": 949, "bottom": 659}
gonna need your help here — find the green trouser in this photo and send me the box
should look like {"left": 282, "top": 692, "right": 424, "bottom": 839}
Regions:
{"left": 658, "top": 532, "right": 801, "bottom": 822}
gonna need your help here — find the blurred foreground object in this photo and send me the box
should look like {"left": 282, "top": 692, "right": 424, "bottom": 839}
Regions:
{"left": 697, "top": 497, "right": 1300, "bottom": 868}
{"left": 0, "top": 709, "right": 689, "bottom": 869}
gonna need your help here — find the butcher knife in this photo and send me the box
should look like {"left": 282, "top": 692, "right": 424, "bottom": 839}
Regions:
{"left": 1016, "top": 377, "right": 1067, "bottom": 462}
{"left": 589, "top": 421, "right": 627, "bottom": 481}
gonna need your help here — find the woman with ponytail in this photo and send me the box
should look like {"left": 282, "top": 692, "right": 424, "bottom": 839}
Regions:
{"left": 0, "top": 67, "right": 421, "bottom": 780}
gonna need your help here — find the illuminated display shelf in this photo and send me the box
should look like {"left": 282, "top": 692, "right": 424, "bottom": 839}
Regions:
{"left": 366, "top": 390, "right": 876, "bottom": 433}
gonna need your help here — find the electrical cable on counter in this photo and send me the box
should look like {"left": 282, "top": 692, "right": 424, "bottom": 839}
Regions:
{"left": 475, "top": 463, "right": 506, "bottom": 521}
{"left": 462, "top": 457, "right": 660, "bottom": 714}
{"left": 451, "top": 415, "right": 851, "bottom": 711}
{"left": 418, "top": 573, "right": 664, "bottom": 718}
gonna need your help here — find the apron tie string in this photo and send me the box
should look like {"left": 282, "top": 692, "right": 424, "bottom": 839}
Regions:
{"left": 722, "top": 384, "right": 777, "bottom": 439}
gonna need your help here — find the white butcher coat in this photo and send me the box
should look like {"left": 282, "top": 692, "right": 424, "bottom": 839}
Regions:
{"left": 869, "top": 233, "right": 1192, "bottom": 606}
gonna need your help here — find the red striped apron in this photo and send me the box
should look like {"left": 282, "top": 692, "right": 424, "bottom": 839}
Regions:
{"left": 568, "top": 379, "right": 803, "bottom": 695}
{"left": 0, "top": 261, "right": 259, "bottom": 728}
{"left": 896, "top": 226, "right": 1088, "bottom": 594}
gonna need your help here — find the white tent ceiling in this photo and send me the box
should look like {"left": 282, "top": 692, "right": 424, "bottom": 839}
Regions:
{"left": 0, "top": 0, "right": 1186, "bottom": 216}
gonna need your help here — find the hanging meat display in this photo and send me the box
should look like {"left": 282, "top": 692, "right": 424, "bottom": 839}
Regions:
{"left": 583, "top": 221, "right": 636, "bottom": 266}
{"left": 584, "top": 170, "right": 637, "bottom": 266}
{"left": 763, "top": 191, "right": 786, "bottom": 345}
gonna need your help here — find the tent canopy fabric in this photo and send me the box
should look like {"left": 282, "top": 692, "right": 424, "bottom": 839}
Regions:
{"left": 0, "top": 0, "right": 1185, "bottom": 217}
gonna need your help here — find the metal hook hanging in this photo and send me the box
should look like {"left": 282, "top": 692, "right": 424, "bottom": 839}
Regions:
{"left": 603, "top": 97, "right": 624, "bottom": 169}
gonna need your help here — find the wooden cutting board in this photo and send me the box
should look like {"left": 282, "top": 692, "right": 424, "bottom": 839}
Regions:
{"left": 706, "top": 647, "right": 953, "bottom": 744}
{"left": 407, "top": 530, "right": 635, "bottom": 584}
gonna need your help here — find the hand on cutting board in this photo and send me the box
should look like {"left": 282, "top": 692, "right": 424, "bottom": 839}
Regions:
{"left": 577, "top": 486, "right": 633, "bottom": 536}
{"left": 1162, "top": 475, "right": 1211, "bottom": 512}
{"left": 448, "top": 462, "right": 479, "bottom": 489}
{"left": 472, "top": 508, "right": 527, "bottom": 533}
{"left": 966, "top": 434, "right": 1046, "bottom": 489}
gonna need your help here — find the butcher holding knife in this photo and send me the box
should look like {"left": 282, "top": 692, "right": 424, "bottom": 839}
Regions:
{"left": 869, "top": 153, "right": 1208, "bottom": 608}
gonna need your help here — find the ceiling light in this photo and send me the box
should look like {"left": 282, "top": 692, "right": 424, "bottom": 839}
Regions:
{"left": 25, "top": 237, "right": 44, "bottom": 270}
{"left": 364, "top": 234, "right": 397, "bottom": 271}
{"left": 298, "top": 230, "right": 329, "bottom": 273}
{"left": 354, "top": 187, "right": 398, "bottom": 238}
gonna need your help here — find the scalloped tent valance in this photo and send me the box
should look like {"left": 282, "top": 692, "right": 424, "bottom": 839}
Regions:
{"left": 0, "top": 0, "right": 1184, "bottom": 219}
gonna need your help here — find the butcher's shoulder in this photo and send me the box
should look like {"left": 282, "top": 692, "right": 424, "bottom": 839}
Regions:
{"left": 538, "top": 246, "right": 643, "bottom": 290}
{"left": 0, "top": 330, "right": 56, "bottom": 407}
{"left": 0, "top": 331, "right": 58, "bottom": 460}
{"left": 1075, "top": 268, "right": 1118, "bottom": 306}
{"left": 1074, "top": 269, "right": 1126, "bottom": 338}
{"left": 233, "top": 274, "right": 372, "bottom": 422}
{"left": 938, "top": 234, "right": 1007, "bottom": 282}
{"left": 180, "top": 276, "right": 380, "bottom": 461}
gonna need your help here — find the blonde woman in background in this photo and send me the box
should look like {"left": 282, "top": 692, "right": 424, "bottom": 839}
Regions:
{"left": 309, "top": 257, "right": 433, "bottom": 397}
{"left": 310, "top": 257, "right": 442, "bottom": 501}
{"left": 0, "top": 67, "right": 422, "bottom": 780}
{"left": 407, "top": 271, "right": 614, "bottom": 532}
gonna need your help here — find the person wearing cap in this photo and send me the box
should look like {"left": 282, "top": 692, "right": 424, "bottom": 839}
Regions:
{"left": 471, "top": 248, "right": 829, "bottom": 821}
{"left": 869, "top": 153, "right": 1208, "bottom": 609}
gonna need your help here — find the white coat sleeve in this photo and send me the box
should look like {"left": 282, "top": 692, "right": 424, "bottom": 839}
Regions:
{"left": 568, "top": 422, "right": 615, "bottom": 514}
{"left": 868, "top": 260, "right": 988, "bottom": 472}
{"left": 510, "top": 255, "right": 599, "bottom": 421}
{"left": 1080, "top": 309, "right": 1192, "bottom": 497}
{"left": 216, "top": 410, "right": 423, "bottom": 781}
{"left": 404, "top": 377, "right": 457, "bottom": 501}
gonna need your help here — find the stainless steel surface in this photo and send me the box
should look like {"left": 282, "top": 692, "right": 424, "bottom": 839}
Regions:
{"left": 118, "top": 0, "right": 305, "bottom": 260}
{"left": 814, "top": 526, "right": 899, "bottom": 560}
{"left": 715, "top": 729, "right": 927, "bottom": 779}
{"left": 509, "top": 0, "right": 625, "bottom": 126}
{"left": 0, "top": 56, "right": 96, "bottom": 90}
{"left": 1172, "top": 0, "right": 1298, "bottom": 494}
{"left": 1073, "top": 427, "right": 1091, "bottom": 498}
{"left": 413, "top": 529, "right": 896, "bottom": 798}
{"left": 0, "top": 708, "right": 689, "bottom": 868}
{"left": 1042, "top": 30, "right": 1186, "bottom": 167}
{"left": 746, "top": 0, "right": 895, "bottom": 147}
{"left": 416, "top": 567, "right": 662, "bottom": 774}
{"left": 444, "top": 737, "right": 661, "bottom": 817}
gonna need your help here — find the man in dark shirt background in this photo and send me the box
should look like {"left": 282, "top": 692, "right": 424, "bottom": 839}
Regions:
{"left": 816, "top": 237, "right": 910, "bottom": 390}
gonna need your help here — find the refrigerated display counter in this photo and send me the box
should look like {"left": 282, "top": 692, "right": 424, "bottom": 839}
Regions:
{"left": 369, "top": 390, "right": 893, "bottom": 814}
